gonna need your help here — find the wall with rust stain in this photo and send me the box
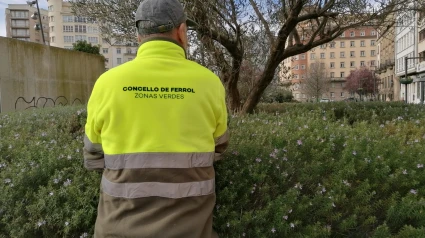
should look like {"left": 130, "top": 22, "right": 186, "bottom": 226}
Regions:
{"left": 0, "top": 37, "right": 105, "bottom": 113}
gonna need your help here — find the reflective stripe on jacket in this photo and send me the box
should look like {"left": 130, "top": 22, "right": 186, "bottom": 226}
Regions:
{"left": 83, "top": 37, "right": 229, "bottom": 238}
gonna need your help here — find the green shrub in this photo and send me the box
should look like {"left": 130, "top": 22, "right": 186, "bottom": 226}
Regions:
{"left": 1, "top": 103, "right": 425, "bottom": 237}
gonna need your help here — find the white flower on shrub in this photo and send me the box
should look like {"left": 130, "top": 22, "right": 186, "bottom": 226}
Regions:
{"left": 397, "top": 116, "right": 403, "bottom": 120}
{"left": 410, "top": 189, "right": 418, "bottom": 195}
{"left": 271, "top": 228, "right": 276, "bottom": 233}
{"left": 65, "top": 221, "right": 69, "bottom": 226}
{"left": 49, "top": 192, "right": 54, "bottom": 196}
{"left": 64, "top": 179, "right": 72, "bottom": 187}
{"left": 242, "top": 233, "right": 246, "bottom": 237}
{"left": 8, "top": 145, "right": 12, "bottom": 149}
{"left": 294, "top": 183, "right": 302, "bottom": 190}
{"left": 402, "top": 169, "right": 408, "bottom": 175}
{"left": 290, "top": 223, "right": 295, "bottom": 228}
{"left": 36, "top": 220, "right": 46, "bottom": 227}
{"left": 417, "top": 164, "right": 424, "bottom": 168}
{"left": 352, "top": 151, "right": 357, "bottom": 156}
{"left": 380, "top": 124, "right": 384, "bottom": 128}
{"left": 41, "top": 132, "right": 47, "bottom": 137}
{"left": 67, "top": 155, "right": 72, "bottom": 160}
{"left": 343, "top": 180, "right": 351, "bottom": 187}
{"left": 4, "top": 178, "right": 11, "bottom": 184}
{"left": 80, "top": 233, "right": 88, "bottom": 238}
{"left": 227, "top": 222, "right": 230, "bottom": 227}
{"left": 53, "top": 178, "right": 59, "bottom": 184}
{"left": 288, "top": 209, "right": 292, "bottom": 213}
{"left": 255, "top": 158, "right": 261, "bottom": 163}
{"left": 332, "top": 203, "right": 336, "bottom": 207}
{"left": 297, "top": 140, "right": 302, "bottom": 146}
{"left": 283, "top": 215, "right": 288, "bottom": 220}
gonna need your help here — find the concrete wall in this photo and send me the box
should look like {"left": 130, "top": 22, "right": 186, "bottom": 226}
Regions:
{"left": 0, "top": 37, "right": 105, "bottom": 113}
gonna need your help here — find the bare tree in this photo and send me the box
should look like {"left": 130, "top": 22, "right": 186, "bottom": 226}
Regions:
{"left": 302, "top": 60, "right": 331, "bottom": 102}
{"left": 71, "top": 0, "right": 425, "bottom": 114}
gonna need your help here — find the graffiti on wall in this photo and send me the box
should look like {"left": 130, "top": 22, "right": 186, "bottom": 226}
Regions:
{"left": 15, "top": 96, "right": 83, "bottom": 110}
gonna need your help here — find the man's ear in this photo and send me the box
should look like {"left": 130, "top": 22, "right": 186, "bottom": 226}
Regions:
{"left": 137, "top": 34, "right": 142, "bottom": 43}
{"left": 177, "top": 23, "right": 188, "bottom": 49}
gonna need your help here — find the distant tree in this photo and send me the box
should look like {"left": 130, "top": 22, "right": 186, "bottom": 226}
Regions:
{"left": 344, "top": 68, "right": 380, "bottom": 100}
{"left": 302, "top": 60, "right": 331, "bottom": 102}
{"left": 72, "top": 40, "right": 101, "bottom": 55}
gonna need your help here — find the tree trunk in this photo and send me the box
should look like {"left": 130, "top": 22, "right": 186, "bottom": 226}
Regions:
{"left": 240, "top": 61, "right": 280, "bottom": 114}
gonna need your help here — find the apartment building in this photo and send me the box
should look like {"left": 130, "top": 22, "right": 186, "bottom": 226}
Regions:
{"left": 282, "top": 26, "right": 378, "bottom": 102}
{"left": 376, "top": 14, "right": 399, "bottom": 101}
{"left": 45, "top": 0, "right": 138, "bottom": 70}
{"left": 5, "top": 4, "right": 49, "bottom": 44}
{"left": 416, "top": 12, "right": 425, "bottom": 101}
{"left": 394, "top": 7, "right": 420, "bottom": 103}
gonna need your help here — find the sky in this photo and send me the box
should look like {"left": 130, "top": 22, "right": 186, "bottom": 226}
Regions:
{"left": 0, "top": 0, "right": 48, "bottom": 37}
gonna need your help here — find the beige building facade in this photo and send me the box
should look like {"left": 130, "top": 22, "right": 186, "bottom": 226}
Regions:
{"left": 45, "top": 0, "right": 138, "bottom": 70}
{"left": 282, "top": 27, "right": 378, "bottom": 102}
{"left": 5, "top": 4, "right": 49, "bottom": 45}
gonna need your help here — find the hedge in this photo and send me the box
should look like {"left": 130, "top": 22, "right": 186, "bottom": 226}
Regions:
{"left": 1, "top": 102, "right": 425, "bottom": 237}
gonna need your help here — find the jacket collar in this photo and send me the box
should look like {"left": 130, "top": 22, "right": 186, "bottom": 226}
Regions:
{"left": 137, "top": 37, "right": 187, "bottom": 59}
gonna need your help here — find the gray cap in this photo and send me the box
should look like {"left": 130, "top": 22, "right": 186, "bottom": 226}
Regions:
{"left": 135, "top": 0, "right": 197, "bottom": 35}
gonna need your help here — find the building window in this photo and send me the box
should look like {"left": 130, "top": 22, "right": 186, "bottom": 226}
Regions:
{"left": 340, "top": 62, "right": 345, "bottom": 68}
{"left": 64, "top": 36, "right": 74, "bottom": 43}
{"left": 371, "top": 30, "right": 376, "bottom": 36}
{"left": 51, "top": 36, "right": 55, "bottom": 43}
{"left": 350, "top": 41, "right": 355, "bottom": 47}
{"left": 11, "top": 20, "right": 29, "bottom": 27}
{"left": 12, "top": 29, "right": 29, "bottom": 37}
{"left": 330, "top": 62, "right": 335, "bottom": 68}
{"left": 330, "top": 52, "right": 335, "bottom": 58}
{"left": 301, "top": 65, "right": 306, "bottom": 69}
{"left": 371, "top": 40, "right": 376, "bottom": 46}
{"left": 350, "top": 31, "right": 355, "bottom": 37}
{"left": 103, "top": 48, "right": 108, "bottom": 54}
{"left": 117, "top": 58, "right": 122, "bottom": 64}
{"left": 350, "top": 51, "right": 355, "bottom": 57}
{"left": 331, "top": 92, "right": 335, "bottom": 97}
{"left": 63, "top": 25, "right": 73, "bottom": 32}
{"left": 300, "top": 54, "right": 306, "bottom": 59}
{"left": 75, "top": 25, "right": 87, "bottom": 33}
{"left": 294, "top": 65, "right": 299, "bottom": 70}
{"left": 350, "top": 61, "right": 355, "bottom": 67}
{"left": 330, "top": 42, "right": 336, "bottom": 48}
{"left": 332, "top": 83, "right": 335, "bottom": 88}
{"left": 340, "top": 41, "right": 345, "bottom": 48}
{"left": 360, "top": 40, "right": 365, "bottom": 47}
{"left": 105, "top": 58, "right": 109, "bottom": 63}
{"left": 360, "top": 31, "right": 365, "bottom": 36}
{"left": 74, "top": 16, "right": 87, "bottom": 23}
{"left": 310, "top": 53, "right": 316, "bottom": 59}
{"left": 48, "top": 5, "right": 54, "bottom": 11}
{"left": 50, "top": 16, "right": 54, "bottom": 22}
{"left": 320, "top": 53, "right": 325, "bottom": 59}
{"left": 340, "top": 72, "right": 345, "bottom": 77}
{"left": 341, "top": 92, "right": 344, "bottom": 97}
{"left": 340, "top": 32, "right": 345, "bottom": 37}
{"left": 371, "top": 50, "right": 376, "bottom": 56}
{"left": 330, "top": 72, "right": 335, "bottom": 78}
{"left": 341, "top": 82, "right": 345, "bottom": 87}
{"left": 360, "top": 51, "right": 365, "bottom": 57}
{"left": 340, "top": 52, "right": 345, "bottom": 58}
{"left": 63, "top": 15, "right": 74, "bottom": 22}
{"left": 117, "top": 48, "right": 121, "bottom": 54}
{"left": 87, "top": 26, "right": 99, "bottom": 33}
{"left": 360, "top": 61, "right": 365, "bottom": 66}
{"left": 11, "top": 10, "right": 29, "bottom": 18}
{"left": 320, "top": 44, "right": 326, "bottom": 49}
{"left": 50, "top": 26, "right": 54, "bottom": 32}
{"left": 370, "top": 60, "right": 375, "bottom": 66}
{"left": 88, "top": 37, "right": 98, "bottom": 44}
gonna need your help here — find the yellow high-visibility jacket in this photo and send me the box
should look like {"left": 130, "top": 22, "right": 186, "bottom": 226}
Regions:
{"left": 83, "top": 37, "right": 229, "bottom": 238}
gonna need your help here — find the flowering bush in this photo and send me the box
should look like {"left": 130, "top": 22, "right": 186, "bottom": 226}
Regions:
{"left": 1, "top": 103, "right": 425, "bottom": 237}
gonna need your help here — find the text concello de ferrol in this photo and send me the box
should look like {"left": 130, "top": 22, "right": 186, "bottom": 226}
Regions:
{"left": 123, "top": 86, "right": 196, "bottom": 93}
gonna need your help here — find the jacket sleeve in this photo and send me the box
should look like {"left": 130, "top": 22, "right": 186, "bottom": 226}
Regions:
{"left": 83, "top": 83, "right": 104, "bottom": 171}
{"left": 213, "top": 81, "right": 229, "bottom": 161}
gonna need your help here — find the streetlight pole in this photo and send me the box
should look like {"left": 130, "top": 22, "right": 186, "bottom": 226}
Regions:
{"left": 27, "top": 0, "right": 45, "bottom": 45}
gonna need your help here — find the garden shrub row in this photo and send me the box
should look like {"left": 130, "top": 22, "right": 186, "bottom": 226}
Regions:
{"left": 1, "top": 103, "right": 425, "bottom": 237}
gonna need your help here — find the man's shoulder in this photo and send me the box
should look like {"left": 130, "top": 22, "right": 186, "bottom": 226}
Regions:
{"left": 184, "top": 60, "right": 221, "bottom": 82}
{"left": 95, "top": 62, "right": 134, "bottom": 84}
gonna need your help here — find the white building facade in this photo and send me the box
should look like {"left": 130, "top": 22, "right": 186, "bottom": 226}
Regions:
{"left": 395, "top": 6, "right": 420, "bottom": 103}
